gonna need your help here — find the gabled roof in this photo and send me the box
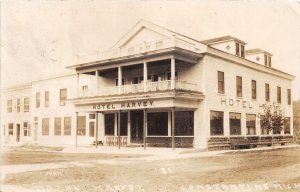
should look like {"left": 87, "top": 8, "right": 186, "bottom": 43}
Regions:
{"left": 111, "top": 19, "right": 204, "bottom": 49}
{"left": 200, "top": 35, "right": 247, "bottom": 45}
{"left": 245, "top": 48, "right": 273, "bottom": 56}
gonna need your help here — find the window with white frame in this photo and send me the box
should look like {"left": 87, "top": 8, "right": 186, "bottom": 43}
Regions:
{"left": 59, "top": 89, "right": 67, "bottom": 106}
{"left": 17, "top": 99, "right": 21, "bottom": 113}
{"left": 45, "top": 91, "right": 49, "bottom": 107}
{"left": 246, "top": 114, "right": 256, "bottom": 135}
{"left": 24, "top": 97, "right": 30, "bottom": 112}
{"left": 23, "top": 122, "right": 30, "bottom": 136}
{"left": 7, "top": 100, "right": 12, "bottom": 113}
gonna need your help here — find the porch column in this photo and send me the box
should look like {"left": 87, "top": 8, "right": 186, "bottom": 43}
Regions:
{"left": 76, "top": 73, "right": 79, "bottom": 97}
{"left": 95, "top": 70, "right": 99, "bottom": 96}
{"left": 171, "top": 107, "right": 175, "bottom": 150}
{"left": 127, "top": 112, "right": 131, "bottom": 146}
{"left": 118, "top": 111, "right": 121, "bottom": 149}
{"left": 95, "top": 111, "right": 98, "bottom": 148}
{"left": 143, "top": 109, "right": 147, "bottom": 150}
{"left": 118, "top": 66, "right": 122, "bottom": 94}
{"left": 143, "top": 62, "right": 148, "bottom": 92}
{"left": 171, "top": 57, "right": 176, "bottom": 89}
{"left": 75, "top": 112, "right": 78, "bottom": 148}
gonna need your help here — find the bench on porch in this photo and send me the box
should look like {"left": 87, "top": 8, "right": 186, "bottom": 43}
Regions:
{"left": 146, "top": 137, "right": 194, "bottom": 148}
{"left": 105, "top": 136, "right": 127, "bottom": 147}
{"left": 92, "top": 141, "right": 103, "bottom": 146}
{"left": 230, "top": 136, "right": 294, "bottom": 150}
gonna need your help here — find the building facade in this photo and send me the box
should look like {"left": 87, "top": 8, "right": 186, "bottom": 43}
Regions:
{"left": 1, "top": 20, "right": 295, "bottom": 149}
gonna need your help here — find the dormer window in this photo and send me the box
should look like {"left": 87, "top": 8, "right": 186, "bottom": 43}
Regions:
{"left": 264, "top": 54, "right": 272, "bottom": 67}
{"left": 235, "top": 43, "right": 245, "bottom": 58}
{"left": 235, "top": 43, "right": 239, "bottom": 56}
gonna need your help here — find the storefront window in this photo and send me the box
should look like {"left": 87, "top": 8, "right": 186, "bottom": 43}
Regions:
{"left": 210, "top": 111, "right": 224, "bottom": 136}
{"left": 175, "top": 111, "right": 194, "bottom": 136}
{"left": 23, "top": 122, "right": 30, "bottom": 136}
{"left": 105, "top": 114, "right": 115, "bottom": 135}
{"left": 42, "top": 118, "right": 49, "bottom": 136}
{"left": 8, "top": 123, "right": 13, "bottom": 136}
{"left": 284, "top": 117, "right": 291, "bottom": 134}
{"left": 246, "top": 114, "right": 256, "bottom": 135}
{"left": 77, "top": 116, "right": 86, "bottom": 136}
{"left": 120, "top": 112, "right": 128, "bottom": 136}
{"left": 147, "top": 112, "right": 168, "bottom": 136}
{"left": 89, "top": 122, "right": 95, "bottom": 137}
{"left": 55, "top": 117, "right": 61, "bottom": 136}
{"left": 230, "top": 112, "right": 241, "bottom": 135}
{"left": 260, "top": 115, "right": 269, "bottom": 135}
{"left": 64, "top": 117, "right": 71, "bottom": 136}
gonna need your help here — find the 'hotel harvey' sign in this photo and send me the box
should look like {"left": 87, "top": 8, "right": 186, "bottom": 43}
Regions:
{"left": 92, "top": 100, "right": 154, "bottom": 110}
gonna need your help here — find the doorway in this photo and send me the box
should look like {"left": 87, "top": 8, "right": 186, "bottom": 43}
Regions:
{"left": 130, "top": 110, "right": 144, "bottom": 143}
{"left": 16, "top": 124, "right": 20, "bottom": 142}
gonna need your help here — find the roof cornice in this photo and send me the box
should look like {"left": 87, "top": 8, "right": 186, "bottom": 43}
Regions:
{"left": 206, "top": 47, "right": 295, "bottom": 81}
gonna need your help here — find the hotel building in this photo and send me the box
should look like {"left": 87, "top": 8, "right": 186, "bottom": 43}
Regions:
{"left": 1, "top": 20, "right": 295, "bottom": 149}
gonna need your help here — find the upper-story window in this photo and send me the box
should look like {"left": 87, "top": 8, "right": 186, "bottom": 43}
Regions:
{"left": 251, "top": 80, "right": 257, "bottom": 100}
{"left": 36, "top": 92, "right": 40, "bottom": 108}
{"left": 7, "top": 100, "right": 12, "bottom": 113}
{"left": 24, "top": 97, "right": 30, "bottom": 112}
{"left": 235, "top": 43, "right": 245, "bottom": 58}
{"left": 17, "top": 99, "right": 21, "bottom": 113}
{"left": 59, "top": 88, "right": 67, "bottom": 106}
{"left": 241, "top": 45, "right": 245, "bottom": 58}
{"left": 277, "top": 86, "right": 281, "bottom": 103}
{"left": 235, "top": 43, "right": 240, "bottom": 56}
{"left": 236, "top": 76, "right": 242, "bottom": 97}
{"left": 264, "top": 54, "right": 272, "bottom": 67}
{"left": 218, "top": 71, "right": 225, "bottom": 94}
{"left": 265, "top": 83, "right": 270, "bottom": 102}
{"left": 45, "top": 91, "right": 49, "bottom": 107}
{"left": 287, "top": 89, "right": 291, "bottom": 105}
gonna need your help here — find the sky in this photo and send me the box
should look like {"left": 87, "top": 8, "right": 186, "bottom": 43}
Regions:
{"left": 1, "top": 0, "right": 300, "bottom": 99}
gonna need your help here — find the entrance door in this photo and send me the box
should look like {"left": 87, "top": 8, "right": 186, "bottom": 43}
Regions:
{"left": 130, "top": 110, "right": 144, "bottom": 143}
{"left": 16, "top": 124, "right": 20, "bottom": 142}
{"left": 34, "top": 122, "right": 38, "bottom": 141}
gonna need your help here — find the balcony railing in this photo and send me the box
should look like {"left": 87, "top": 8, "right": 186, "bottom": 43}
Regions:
{"left": 91, "top": 80, "right": 198, "bottom": 97}
{"left": 75, "top": 37, "right": 204, "bottom": 64}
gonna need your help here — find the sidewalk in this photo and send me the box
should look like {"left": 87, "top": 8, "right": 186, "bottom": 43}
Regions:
{"left": 1, "top": 144, "right": 298, "bottom": 181}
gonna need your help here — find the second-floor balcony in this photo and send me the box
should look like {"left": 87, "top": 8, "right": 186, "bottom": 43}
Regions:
{"left": 79, "top": 80, "right": 198, "bottom": 97}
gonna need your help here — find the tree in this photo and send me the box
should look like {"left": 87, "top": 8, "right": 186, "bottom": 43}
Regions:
{"left": 258, "top": 103, "right": 285, "bottom": 145}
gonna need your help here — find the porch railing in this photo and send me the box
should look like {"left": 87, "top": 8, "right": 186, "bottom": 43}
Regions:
{"left": 75, "top": 37, "right": 205, "bottom": 64}
{"left": 94, "top": 80, "right": 198, "bottom": 96}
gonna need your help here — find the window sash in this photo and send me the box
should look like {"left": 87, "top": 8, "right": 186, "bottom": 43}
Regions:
{"left": 64, "top": 117, "right": 71, "bottom": 135}
{"left": 42, "top": 118, "right": 49, "bottom": 136}
{"left": 218, "top": 71, "right": 225, "bottom": 94}
{"left": 246, "top": 114, "right": 256, "bottom": 135}
{"left": 45, "top": 91, "right": 49, "bottom": 107}
{"left": 54, "top": 117, "right": 61, "bottom": 136}
{"left": 17, "top": 99, "right": 21, "bottom": 112}
{"left": 24, "top": 98, "right": 30, "bottom": 112}
{"left": 235, "top": 43, "right": 240, "bottom": 56}
{"left": 7, "top": 100, "right": 12, "bottom": 113}
{"left": 60, "top": 89, "right": 67, "bottom": 106}
{"left": 277, "top": 86, "right": 281, "bottom": 103}
{"left": 210, "top": 111, "right": 224, "bottom": 136}
{"left": 284, "top": 118, "right": 291, "bottom": 134}
{"left": 230, "top": 112, "right": 241, "bottom": 135}
{"left": 23, "top": 122, "right": 30, "bottom": 136}
{"left": 287, "top": 89, "right": 291, "bottom": 105}
{"left": 251, "top": 80, "right": 256, "bottom": 100}
{"left": 36, "top": 92, "right": 40, "bottom": 108}
{"left": 236, "top": 76, "right": 242, "bottom": 97}
{"left": 265, "top": 84, "right": 270, "bottom": 102}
